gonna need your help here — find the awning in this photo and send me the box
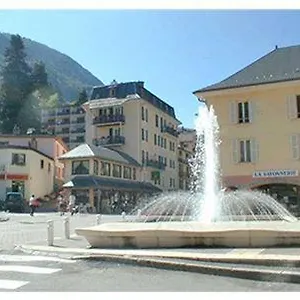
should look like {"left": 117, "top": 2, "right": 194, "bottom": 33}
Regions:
{"left": 63, "top": 175, "right": 162, "bottom": 193}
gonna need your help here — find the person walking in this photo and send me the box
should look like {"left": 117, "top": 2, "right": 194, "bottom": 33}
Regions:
{"left": 69, "top": 193, "right": 76, "bottom": 216}
{"left": 29, "top": 194, "right": 37, "bottom": 216}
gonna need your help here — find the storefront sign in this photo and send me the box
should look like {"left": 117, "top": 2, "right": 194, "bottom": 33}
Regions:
{"left": 253, "top": 169, "right": 298, "bottom": 178}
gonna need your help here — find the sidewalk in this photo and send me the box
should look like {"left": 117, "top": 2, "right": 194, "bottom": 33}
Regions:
{"left": 17, "top": 218, "right": 300, "bottom": 284}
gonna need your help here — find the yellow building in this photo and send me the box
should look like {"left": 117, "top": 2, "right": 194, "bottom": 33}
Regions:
{"left": 0, "top": 145, "right": 55, "bottom": 201}
{"left": 59, "top": 143, "right": 161, "bottom": 213}
{"left": 177, "top": 127, "right": 196, "bottom": 190}
{"left": 83, "top": 81, "right": 181, "bottom": 192}
{"left": 194, "top": 45, "right": 300, "bottom": 213}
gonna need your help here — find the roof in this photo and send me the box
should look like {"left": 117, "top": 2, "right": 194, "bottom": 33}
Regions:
{"left": 194, "top": 45, "right": 300, "bottom": 93}
{"left": 58, "top": 143, "right": 140, "bottom": 166}
{"left": 63, "top": 175, "right": 162, "bottom": 193}
{"left": 0, "top": 134, "right": 69, "bottom": 150}
{"left": 0, "top": 145, "right": 54, "bottom": 160}
{"left": 90, "top": 81, "right": 179, "bottom": 121}
{"left": 89, "top": 98, "right": 130, "bottom": 109}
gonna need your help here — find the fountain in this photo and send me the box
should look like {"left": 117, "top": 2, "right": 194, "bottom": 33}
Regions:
{"left": 76, "top": 103, "right": 300, "bottom": 248}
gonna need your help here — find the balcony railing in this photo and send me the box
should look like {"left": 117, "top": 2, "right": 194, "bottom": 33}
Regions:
{"left": 93, "top": 114, "right": 125, "bottom": 125}
{"left": 161, "top": 125, "right": 178, "bottom": 137}
{"left": 71, "top": 119, "right": 85, "bottom": 124}
{"left": 71, "top": 108, "right": 85, "bottom": 115}
{"left": 70, "top": 127, "right": 85, "bottom": 133}
{"left": 145, "top": 159, "right": 166, "bottom": 170}
{"left": 93, "top": 135, "right": 125, "bottom": 146}
{"left": 56, "top": 120, "right": 70, "bottom": 125}
{"left": 56, "top": 110, "right": 70, "bottom": 116}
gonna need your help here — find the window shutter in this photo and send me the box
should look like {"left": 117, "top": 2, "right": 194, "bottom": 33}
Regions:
{"left": 290, "top": 134, "right": 300, "bottom": 160}
{"left": 287, "top": 95, "right": 297, "bottom": 119}
{"left": 232, "top": 139, "right": 239, "bottom": 163}
{"left": 229, "top": 101, "right": 238, "bottom": 124}
{"left": 250, "top": 139, "right": 259, "bottom": 163}
{"left": 248, "top": 101, "right": 254, "bottom": 123}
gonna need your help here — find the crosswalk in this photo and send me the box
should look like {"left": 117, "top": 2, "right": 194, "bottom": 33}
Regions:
{"left": 0, "top": 253, "right": 76, "bottom": 290}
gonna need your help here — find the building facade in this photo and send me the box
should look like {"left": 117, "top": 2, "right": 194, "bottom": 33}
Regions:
{"left": 0, "top": 135, "right": 68, "bottom": 191}
{"left": 0, "top": 145, "right": 54, "bottom": 201}
{"left": 83, "top": 81, "right": 181, "bottom": 192}
{"left": 59, "top": 143, "right": 161, "bottom": 213}
{"left": 41, "top": 104, "right": 86, "bottom": 149}
{"left": 194, "top": 45, "right": 300, "bottom": 213}
{"left": 177, "top": 127, "right": 196, "bottom": 190}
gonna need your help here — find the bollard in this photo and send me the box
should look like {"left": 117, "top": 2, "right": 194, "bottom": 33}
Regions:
{"left": 47, "top": 220, "right": 54, "bottom": 246}
{"left": 64, "top": 216, "right": 70, "bottom": 239}
{"left": 121, "top": 211, "right": 126, "bottom": 221}
{"left": 96, "top": 214, "right": 102, "bottom": 225}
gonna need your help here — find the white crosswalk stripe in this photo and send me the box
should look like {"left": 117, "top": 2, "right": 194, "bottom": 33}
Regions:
{"left": 0, "top": 254, "right": 75, "bottom": 290}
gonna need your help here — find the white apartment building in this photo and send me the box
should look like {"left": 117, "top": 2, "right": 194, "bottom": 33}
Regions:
{"left": 41, "top": 104, "right": 85, "bottom": 149}
{"left": 83, "top": 81, "right": 181, "bottom": 191}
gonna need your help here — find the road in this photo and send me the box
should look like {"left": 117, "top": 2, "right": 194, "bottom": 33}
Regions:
{"left": 0, "top": 212, "right": 123, "bottom": 250}
{"left": 0, "top": 250, "right": 299, "bottom": 292}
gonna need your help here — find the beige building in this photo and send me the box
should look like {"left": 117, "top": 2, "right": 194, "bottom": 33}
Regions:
{"left": 0, "top": 145, "right": 55, "bottom": 201}
{"left": 0, "top": 135, "right": 68, "bottom": 190}
{"left": 41, "top": 104, "right": 86, "bottom": 149}
{"left": 83, "top": 81, "right": 181, "bottom": 191}
{"left": 59, "top": 143, "right": 161, "bottom": 213}
{"left": 177, "top": 127, "right": 196, "bottom": 190}
{"left": 194, "top": 45, "right": 300, "bottom": 213}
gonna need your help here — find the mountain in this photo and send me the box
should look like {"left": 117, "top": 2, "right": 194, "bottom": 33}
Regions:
{"left": 0, "top": 33, "right": 104, "bottom": 101}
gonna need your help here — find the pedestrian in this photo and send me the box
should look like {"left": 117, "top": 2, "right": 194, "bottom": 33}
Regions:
{"left": 57, "top": 194, "right": 66, "bottom": 216}
{"left": 69, "top": 193, "right": 76, "bottom": 215}
{"left": 29, "top": 194, "right": 37, "bottom": 216}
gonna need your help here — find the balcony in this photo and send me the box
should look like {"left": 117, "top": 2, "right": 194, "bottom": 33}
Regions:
{"left": 71, "top": 108, "right": 85, "bottom": 115}
{"left": 161, "top": 125, "right": 178, "bottom": 137}
{"left": 56, "top": 119, "right": 70, "bottom": 126}
{"left": 93, "top": 114, "right": 125, "bottom": 126}
{"left": 70, "top": 127, "right": 85, "bottom": 134}
{"left": 56, "top": 109, "right": 70, "bottom": 116}
{"left": 145, "top": 159, "right": 166, "bottom": 170}
{"left": 93, "top": 135, "right": 125, "bottom": 146}
{"left": 71, "top": 118, "right": 85, "bottom": 124}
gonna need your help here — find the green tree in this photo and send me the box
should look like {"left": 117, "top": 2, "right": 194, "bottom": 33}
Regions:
{"left": 77, "top": 88, "right": 88, "bottom": 105}
{"left": 31, "top": 61, "right": 48, "bottom": 88}
{"left": 0, "top": 34, "right": 32, "bottom": 133}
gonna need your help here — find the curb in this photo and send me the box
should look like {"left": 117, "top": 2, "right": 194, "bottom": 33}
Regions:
{"left": 72, "top": 254, "right": 300, "bottom": 284}
{"left": 17, "top": 244, "right": 300, "bottom": 283}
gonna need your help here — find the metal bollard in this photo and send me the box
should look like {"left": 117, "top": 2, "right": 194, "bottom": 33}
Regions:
{"left": 96, "top": 214, "right": 101, "bottom": 225}
{"left": 47, "top": 220, "right": 54, "bottom": 246}
{"left": 64, "top": 216, "right": 70, "bottom": 239}
{"left": 121, "top": 211, "right": 126, "bottom": 221}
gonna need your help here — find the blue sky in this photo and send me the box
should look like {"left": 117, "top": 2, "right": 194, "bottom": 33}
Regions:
{"left": 1, "top": 10, "right": 300, "bottom": 128}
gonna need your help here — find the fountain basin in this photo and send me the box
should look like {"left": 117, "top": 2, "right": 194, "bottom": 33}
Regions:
{"left": 75, "top": 221, "right": 300, "bottom": 249}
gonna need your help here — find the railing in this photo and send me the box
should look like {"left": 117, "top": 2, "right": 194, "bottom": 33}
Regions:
{"left": 71, "top": 108, "right": 85, "bottom": 115}
{"left": 56, "top": 120, "right": 70, "bottom": 125}
{"left": 93, "top": 114, "right": 125, "bottom": 125}
{"left": 56, "top": 110, "right": 70, "bottom": 116}
{"left": 70, "top": 128, "right": 85, "bottom": 133}
{"left": 93, "top": 135, "right": 125, "bottom": 146}
{"left": 146, "top": 159, "right": 166, "bottom": 170}
{"left": 161, "top": 125, "right": 178, "bottom": 137}
{"left": 71, "top": 119, "right": 85, "bottom": 124}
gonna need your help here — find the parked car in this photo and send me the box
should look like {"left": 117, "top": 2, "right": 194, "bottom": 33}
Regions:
{"left": 4, "top": 192, "right": 25, "bottom": 213}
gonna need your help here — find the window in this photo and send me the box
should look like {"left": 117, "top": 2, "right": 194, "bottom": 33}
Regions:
{"left": 110, "top": 88, "right": 116, "bottom": 97}
{"left": 158, "top": 136, "right": 160, "bottom": 146}
{"left": 297, "top": 96, "right": 300, "bottom": 117}
{"left": 142, "top": 150, "right": 145, "bottom": 164}
{"left": 94, "top": 160, "right": 99, "bottom": 175}
{"left": 40, "top": 160, "right": 44, "bottom": 169}
{"left": 141, "top": 106, "right": 145, "bottom": 121}
{"left": 141, "top": 129, "right": 145, "bottom": 141}
{"left": 238, "top": 102, "right": 250, "bottom": 123}
{"left": 112, "top": 164, "right": 122, "bottom": 178}
{"left": 72, "top": 160, "right": 89, "bottom": 175}
{"left": 48, "top": 163, "right": 51, "bottom": 173}
{"left": 145, "top": 109, "right": 148, "bottom": 122}
{"left": 12, "top": 153, "right": 26, "bottom": 166}
{"left": 154, "top": 134, "right": 157, "bottom": 145}
{"left": 239, "top": 140, "right": 251, "bottom": 162}
{"left": 100, "top": 162, "right": 111, "bottom": 176}
{"left": 145, "top": 130, "right": 148, "bottom": 142}
{"left": 133, "top": 168, "right": 136, "bottom": 180}
{"left": 155, "top": 115, "right": 159, "bottom": 127}
{"left": 123, "top": 166, "right": 132, "bottom": 179}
